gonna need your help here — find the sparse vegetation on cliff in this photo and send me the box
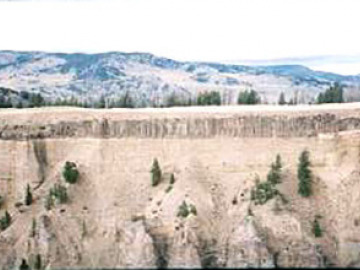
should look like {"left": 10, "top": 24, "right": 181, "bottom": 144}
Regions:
{"left": 298, "top": 150, "right": 312, "bottom": 197}
{"left": 0, "top": 195, "right": 3, "bottom": 208}
{"left": 151, "top": 158, "right": 162, "bottom": 187}
{"left": 63, "top": 161, "right": 79, "bottom": 184}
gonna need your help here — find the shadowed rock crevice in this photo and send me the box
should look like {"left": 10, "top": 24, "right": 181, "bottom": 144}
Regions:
{"left": 196, "top": 238, "right": 219, "bottom": 269}
{"left": 151, "top": 235, "right": 169, "bottom": 269}
{"left": 32, "top": 140, "right": 48, "bottom": 188}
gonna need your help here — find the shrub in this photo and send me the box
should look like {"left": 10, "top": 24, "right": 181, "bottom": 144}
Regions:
{"left": 63, "top": 161, "right": 79, "bottom": 184}
{"left": 298, "top": 150, "right": 312, "bottom": 197}
{"left": 251, "top": 181, "right": 278, "bottom": 205}
{"left": 251, "top": 154, "right": 283, "bottom": 205}
{"left": 189, "top": 204, "right": 197, "bottom": 216}
{"left": 177, "top": 201, "right": 190, "bottom": 218}
{"left": 150, "top": 158, "right": 162, "bottom": 187}
{"left": 177, "top": 201, "right": 197, "bottom": 218}
{"left": 25, "top": 184, "right": 33, "bottom": 206}
{"left": 165, "top": 185, "right": 173, "bottom": 193}
{"left": 51, "top": 184, "right": 68, "bottom": 204}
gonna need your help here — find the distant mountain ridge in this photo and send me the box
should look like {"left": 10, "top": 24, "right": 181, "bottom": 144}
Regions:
{"left": 0, "top": 50, "right": 359, "bottom": 106}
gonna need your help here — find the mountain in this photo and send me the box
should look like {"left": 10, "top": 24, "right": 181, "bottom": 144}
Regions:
{"left": 0, "top": 50, "right": 360, "bottom": 106}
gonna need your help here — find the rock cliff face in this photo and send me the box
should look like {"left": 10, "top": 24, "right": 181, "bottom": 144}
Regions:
{"left": 1, "top": 104, "right": 360, "bottom": 269}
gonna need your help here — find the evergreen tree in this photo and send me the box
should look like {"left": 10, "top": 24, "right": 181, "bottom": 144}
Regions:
{"left": 197, "top": 91, "right": 221, "bottom": 106}
{"left": 118, "top": 91, "right": 135, "bottom": 108}
{"left": 297, "top": 150, "right": 312, "bottom": 197}
{"left": 29, "top": 93, "right": 45, "bottom": 107}
{"left": 0, "top": 211, "right": 11, "bottom": 231}
{"left": 278, "top": 92, "right": 286, "bottom": 105}
{"left": 150, "top": 158, "right": 162, "bottom": 186}
{"left": 312, "top": 218, "right": 323, "bottom": 237}
{"left": 317, "top": 82, "right": 344, "bottom": 104}
{"left": 25, "top": 184, "right": 33, "bottom": 206}
{"left": 16, "top": 101, "right": 24, "bottom": 109}
{"left": 267, "top": 154, "right": 282, "bottom": 185}
{"left": 237, "top": 89, "right": 261, "bottom": 104}
{"left": 98, "top": 95, "right": 106, "bottom": 109}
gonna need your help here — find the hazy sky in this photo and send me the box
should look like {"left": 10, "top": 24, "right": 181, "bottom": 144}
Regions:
{"left": 0, "top": 0, "right": 360, "bottom": 74}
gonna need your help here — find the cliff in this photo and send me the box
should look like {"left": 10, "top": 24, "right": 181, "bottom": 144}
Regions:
{"left": 1, "top": 104, "right": 360, "bottom": 269}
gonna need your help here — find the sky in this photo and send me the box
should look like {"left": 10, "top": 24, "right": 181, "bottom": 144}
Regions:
{"left": 0, "top": 0, "right": 360, "bottom": 75}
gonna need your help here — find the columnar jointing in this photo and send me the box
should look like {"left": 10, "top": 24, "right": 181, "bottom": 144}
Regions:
{"left": 0, "top": 113, "right": 359, "bottom": 140}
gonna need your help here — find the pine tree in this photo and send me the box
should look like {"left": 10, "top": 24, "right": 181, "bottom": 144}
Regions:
{"left": 267, "top": 154, "right": 282, "bottom": 185}
{"left": 298, "top": 150, "right": 312, "bottom": 197}
{"left": 278, "top": 92, "right": 286, "bottom": 105}
{"left": 237, "top": 89, "right": 261, "bottom": 105}
{"left": 98, "top": 95, "right": 106, "bottom": 109}
{"left": 19, "top": 259, "right": 30, "bottom": 270}
{"left": 150, "top": 158, "right": 162, "bottom": 186}
{"left": 313, "top": 218, "right": 323, "bottom": 237}
{"left": 0, "top": 211, "right": 11, "bottom": 231}
{"left": 25, "top": 184, "right": 33, "bottom": 206}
